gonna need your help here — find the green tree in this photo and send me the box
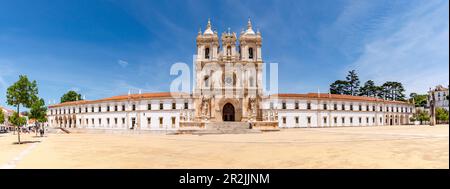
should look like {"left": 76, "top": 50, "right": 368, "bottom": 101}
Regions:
{"left": 6, "top": 75, "right": 38, "bottom": 144}
{"left": 330, "top": 80, "right": 349, "bottom": 95}
{"left": 60, "top": 90, "right": 82, "bottom": 103}
{"left": 345, "top": 70, "right": 360, "bottom": 96}
{"left": 0, "top": 109, "right": 5, "bottom": 125}
{"left": 381, "top": 81, "right": 405, "bottom": 101}
{"left": 435, "top": 108, "right": 449, "bottom": 124}
{"left": 8, "top": 112, "right": 27, "bottom": 129}
{"left": 359, "top": 80, "right": 378, "bottom": 97}
{"left": 411, "top": 109, "right": 430, "bottom": 125}
{"left": 29, "top": 98, "right": 48, "bottom": 136}
{"left": 409, "top": 93, "right": 427, "bottom": 107}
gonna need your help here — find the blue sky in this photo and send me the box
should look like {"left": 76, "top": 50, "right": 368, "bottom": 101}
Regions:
{"left": 0, "top": 0, "right": 448, "bottom": 109}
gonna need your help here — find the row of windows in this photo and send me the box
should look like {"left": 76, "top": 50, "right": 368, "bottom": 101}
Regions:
{"left": 277, "top": 102, "right": 412, "bottom": 113}
{"left": 282, "top": 116, "right": 382, "bottom": 125}
{"left": 51, "top": 102, "right": 189, "bottom": 115}
{"left": 204, "top": 47, "right": 254, "bottom": 59}
{"left": 69, "top": 117, "right": 178, "bottom": 127}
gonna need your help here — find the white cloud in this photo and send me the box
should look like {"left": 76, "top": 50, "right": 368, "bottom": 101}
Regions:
{"left": 118, "top": 59, "right": 129, "bottom": 67}
{"left": 349, "top": 0, "right": 449, "bottom": 94}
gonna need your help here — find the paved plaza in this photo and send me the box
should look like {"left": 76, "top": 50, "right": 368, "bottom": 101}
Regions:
{"left": 0, "top": 125, "right": 448, "bottom": 168}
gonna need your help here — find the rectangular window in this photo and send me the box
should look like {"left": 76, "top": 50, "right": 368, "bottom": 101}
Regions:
{"left": 122, "top": 105, "right": 125, "bottom": 111}
{"left": 372, "top": 106, "right": 375, "bottom": 111}
{"left": 98, "top": 107, "right": 101, "bottom": 112}
{"left": 147, "top": 117, "right": 151, "bottom": 125}
{"left": 307, "top": 103, "right": 311, "bottom": 110}
{"left": 107, "top": 118, "right": 110, "bottom": 125}
{"left": 366, "top": 117, "right": 369, "bottom": 123}
{"left": 79, "top": 108, "right": 81, "bottom": 113}
{"left": 132, "top": 104, "right": 136, "bottom": 111}
{"left": 323, "top": 117, "right": 327, "bottom": 124}
{"left": 98, "top": 118, "right": 102, "bottom": 125}
{"left": 114, "top": 118, "right": 118, "bottom": 125}
{"left": 86, "top": 119, "right": 88, "bottom": 124}
{"left": 114, "top": 105, "right": 118, "bottom": 111}
{"left": 295, "top": 102, "right": 299, "bottom": 109}
{"left": 91, "top": 119, "right": 94, "bottom": 125}
{"left": 159, "top": 117, "right": 163, "bottom": 128}
{"left": 122, "top": 118, "right": 125, "bottom": 124}
{"left": 91, "top": 107, "right": 94, "bottom": 112}
{"left": 282, "top": 117, "right": 286, "bottom": 124}
{"left": 148, "top": 104, "right": 151, "bottom": 110}
{"left": 171, "top": 117, "right": 176, "bottom": 127}
{"left": 372, "top": 117, "right": 375, "bottom": 123}
{"left": 282, "top": 102, "right": 286, "bottom": 109}
{"left": 359, "top": 117, "right": 362, "bottom": 123}
{"left": 172, "top": 103, "right": 176, "bottom": 110}
{"left": 334, "top": 104, "right": 337, "bottom": 110}
{"left": 323, "top": 104, "right": 327, "bottom": 110}
{"left": 295, "top": 116, "right": 299, "bottom": 124}
{"left": 366, "top": 105, "right": 369, "bottom": 111}
{"left": 107, "top": 106, "right": 110, "bottom": 112}
{"left": 334, "top": 117, "right": 337, "bottom": 124}
{"left": 307, "top": 117, "right": 311, "bottom": 124}
{"left": 358, "top": 105, "right": 362, "bottom": 111}
{"left": 350, "top": 105, "right": 353, "bottom": 111}
{"left": 380, "top": 106, "right": 382, "bottom": 112}
{"left": 342, "top": 104, "right": 345, "bottom": 110}
{"left": 341, "top": 117, "right": 345, "bottom": 124}
{"left": 184, "top": 102, "right": 189, "bottom": 109}
{"left": 160, "top": 103, "right": 164, "bottom": 110}
{"left": 85, "top": 107, "right": 88, "bottom": 113}
{"left": 350, "top": 117, "right": 353, "bottom": 123}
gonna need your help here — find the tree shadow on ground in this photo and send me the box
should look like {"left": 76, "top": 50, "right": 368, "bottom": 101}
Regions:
{"left": 12, "top": 141, "right": 41, "bottom": 145}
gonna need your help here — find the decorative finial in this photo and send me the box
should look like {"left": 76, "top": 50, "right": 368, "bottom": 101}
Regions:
{"left": 247, "top": 17, "right": 252, "bottom": 29}
{"left": 228, "top": 27, "right": 231, "bottom": 34}
{"left": 207, "top": 18, "right": 211, "bottom": 29}
{"left": 198, "top": 27, "right": 202, "bottom": 34}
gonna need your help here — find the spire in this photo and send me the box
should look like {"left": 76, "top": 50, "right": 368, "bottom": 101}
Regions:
{"left": 203, "top": 18, "right": 214, "bottom": 35}
{"left": 244, "top": 17, "right": 255, "bottom": 35}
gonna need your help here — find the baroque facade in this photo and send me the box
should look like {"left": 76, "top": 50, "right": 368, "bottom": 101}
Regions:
{"left": 47, "top": 19, "right": 415, "bottom": 131}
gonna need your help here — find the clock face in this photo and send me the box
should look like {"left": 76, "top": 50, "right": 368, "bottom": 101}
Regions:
{"left": 225, "top": 77, "right": 233, "bottom": 85}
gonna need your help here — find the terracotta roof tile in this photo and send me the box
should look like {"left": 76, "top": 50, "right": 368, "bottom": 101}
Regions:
{"left": 48, "top": 92, "right": 189, "bottom": 108}
{"left": 274, "top": 93, "right": 411, "bottom": 104}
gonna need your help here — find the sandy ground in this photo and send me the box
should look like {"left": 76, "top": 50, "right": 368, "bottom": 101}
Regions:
{"left": 0, "top": 125, "right": 448, "bottom": 168}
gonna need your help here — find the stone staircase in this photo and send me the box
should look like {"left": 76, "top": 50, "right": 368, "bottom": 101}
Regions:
{"left": 188, "top": 122, "right": 262, "bottom": 135}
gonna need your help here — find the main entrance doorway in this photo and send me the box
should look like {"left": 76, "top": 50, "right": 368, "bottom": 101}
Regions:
{"left": 223, "top": 103, "right": 235, "bottom": 121}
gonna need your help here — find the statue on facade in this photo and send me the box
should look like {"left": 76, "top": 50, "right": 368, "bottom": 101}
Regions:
{"left": 201, "top": 96, "right": 210, "bottom": 117}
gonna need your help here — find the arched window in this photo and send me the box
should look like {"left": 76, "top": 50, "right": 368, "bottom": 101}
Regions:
{"left": 227, "top": 46, "right": 231, "bottom": 56}
{"left": 205, "top": 48, "right": 210, "bottom": 59}
{"left": 248, "top": 47, "right": 254, "bottom": 59}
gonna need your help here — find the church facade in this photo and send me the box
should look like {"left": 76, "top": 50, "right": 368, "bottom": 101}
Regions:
{"left": 47, "top": 19, "right": 415, "bottom": 131}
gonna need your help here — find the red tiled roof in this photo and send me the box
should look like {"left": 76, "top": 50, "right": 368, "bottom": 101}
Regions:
{"left": 48, "top": 92, "right": 190, "bottom": 108}
{"left": 273, "top": 93, "right": 411, "bottom": 104}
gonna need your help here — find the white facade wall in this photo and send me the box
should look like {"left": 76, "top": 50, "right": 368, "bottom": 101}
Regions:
{"left": 48, "top": 96, "right": 414, "bottom": 130}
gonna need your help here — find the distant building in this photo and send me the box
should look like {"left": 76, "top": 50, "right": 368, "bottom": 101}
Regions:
{"left": 0, "top": 106, "right": 15, "bottom": 131}
{"left": 427, "top": 85, "right": 449, "bottom": 111}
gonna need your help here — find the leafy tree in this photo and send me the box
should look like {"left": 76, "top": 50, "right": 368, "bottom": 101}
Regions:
{"left": 411, "top": 109, "right": 430, "bottom": 125}
{"left": 6, "top": 75, "right": 38, "bottom": 144}
{"left": 436, "top": 108, "right": 449, "bottom": 124}
{"left": 359, "top": 80, "right": 378, "bottom": 97}
{"left": 409, "top": 93, "right": 427, "bottom": 107}
{"left": 345, "top": 70, "right": 360, "bottom": 96}
{"left": 29, "top": 98, "right": 48, "bottom": 136}
{"left": 330, "top": 80, "right": 349, "bottom": 95}
{"left": 381, "top": 81, "right": 405, "bottom": 101}
{"left": 0, "top": 109, "right": 5, "bottom": 125}
{"left": 8, "top": 112, "right": 27, "bottom": 129}
{"left": 60, "top": 90, "right": 82, "bottom": 103}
